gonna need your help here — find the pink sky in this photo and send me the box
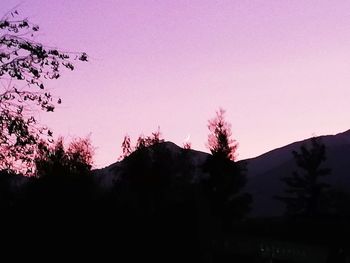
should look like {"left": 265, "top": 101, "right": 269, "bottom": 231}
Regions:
{"left": 3, "top": 1, "right": 350, "bottom": 168}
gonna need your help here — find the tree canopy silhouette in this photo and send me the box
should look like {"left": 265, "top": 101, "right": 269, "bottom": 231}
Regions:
{"left": 24, "top": 136, "right": 95, "bottom": 217}
{"left": 119, "top": 127, "right": 164, "bottom": 160}
{"left": 0, "top": 11, "right": 87, "bottom": 173}
{"left": 207, "top": 108, "right": 237, "bottom": 161}
{"left": 276, "top": 137, "right": 332, "bottom": 218}
{"left": 204, "top": 109, "right": 251, "bottom": 227}
{"left": 35, "top": 136, "right": 94, "bottom": 178}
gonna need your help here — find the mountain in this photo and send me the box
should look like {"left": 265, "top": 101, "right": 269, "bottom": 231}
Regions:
{"left": 93, "top": 141, "right": 210, "bottom": 188}
{"left": 245, "top": 129, "right": 350, "bottom": 217}
{"left": 94, "top": 130, "right": 350, "bottom": 218}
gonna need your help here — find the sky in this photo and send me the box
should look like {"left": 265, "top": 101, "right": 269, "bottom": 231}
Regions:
{"left": 2, "top": 0, "right": 350, "bottom": 168}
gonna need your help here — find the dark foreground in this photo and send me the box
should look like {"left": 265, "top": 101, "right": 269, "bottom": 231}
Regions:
{"left": 2, "top": 208, "right": 350, "bottom": 263}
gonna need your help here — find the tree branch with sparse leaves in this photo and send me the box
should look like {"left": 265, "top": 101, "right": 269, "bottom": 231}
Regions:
{"left": 0, "top": 10, "right": 88, "bottom": 174}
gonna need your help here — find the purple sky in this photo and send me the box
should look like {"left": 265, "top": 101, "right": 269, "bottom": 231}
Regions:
{"left": 3, "top": 1, "right": 350, "bottom": 168}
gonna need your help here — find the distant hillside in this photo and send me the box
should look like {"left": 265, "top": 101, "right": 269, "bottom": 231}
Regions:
{"left": 245, "top": 129, "right": 350, "bottom": 217}
{"left": 93, "top": 130, "right": 350, "bottom": 218}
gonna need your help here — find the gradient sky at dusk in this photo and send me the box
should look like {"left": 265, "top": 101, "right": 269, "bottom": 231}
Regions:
{"left": 3, "top": 0, "right": 350, "bottom": 168}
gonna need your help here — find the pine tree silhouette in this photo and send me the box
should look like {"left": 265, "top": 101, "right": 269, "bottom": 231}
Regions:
{"left": 276, "top": 137, "right": 332, "bottom": 218}
{"left": 203, "top": 109, "right": 251, "bottom": 228}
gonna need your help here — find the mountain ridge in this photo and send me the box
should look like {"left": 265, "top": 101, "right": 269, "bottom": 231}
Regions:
{"left": 93, "top": 129, "right": 350, "bottom": 217}
{"left": 245, "top": 129, "right": 350, "bottom": 217}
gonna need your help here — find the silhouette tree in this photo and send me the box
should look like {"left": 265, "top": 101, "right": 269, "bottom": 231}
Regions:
{"left": 276, "top": 137, "right": 331, "bottom": 218}
{"left": 118, "top": 128, "right": 165, "bottom": 161}
{"left": 135, "top": 127, "right": 164, "bottom": 150}
{"left": 26, "top": 136, "right": 95, "bottom": 218}
{"left": 66, "top": 136, "right": 94, "bottom": 175}
{"left": 148, "top": 126, "right": 163, "bottom": 145}
{"left": 119, "top": 135, "right": 132, "bottom": 160}
{"left": 207, "top": 108, "right": 237, "bottom": 161}
{"left": 34, "top": 138, "right": 68, "bottom": 178}
{"left": 35, "top": 136, "right": 94, "bottom": 177}
{"left": 183, "top": 141, "right": 192, "bottom": 150}
{"left": 203, "top": 109, "right": 251, "bottom": 228}
{"left": 0, "top": 11, "right": 87, "bottom": 173}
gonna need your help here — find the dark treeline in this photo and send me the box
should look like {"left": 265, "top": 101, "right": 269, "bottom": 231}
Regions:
{"left": 0, "top": 110, "right": 250, "bottom": 262}
{"left": 1, "top": 112, "right": 350, "bottom": 262}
